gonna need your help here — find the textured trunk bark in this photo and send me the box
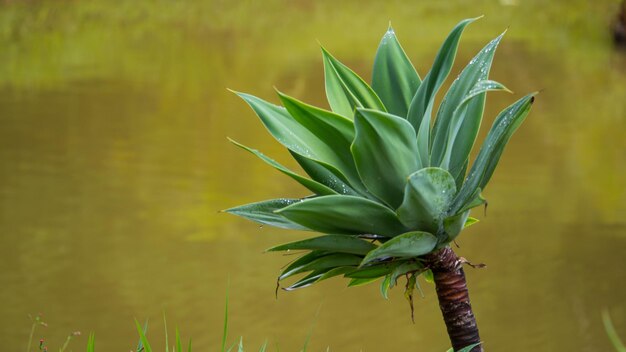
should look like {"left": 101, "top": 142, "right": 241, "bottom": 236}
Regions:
{"left": 425, "top": 246, "right": 482, "bottom": 352}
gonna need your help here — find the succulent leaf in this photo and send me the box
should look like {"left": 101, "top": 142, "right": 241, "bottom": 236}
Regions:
{"left": 283, "top": 270, "right": 329, "bottom": 291}
{"left": 276, "top": 195, "right": 407, "bottom": 236}
{"left": 454, "top": 158, "right": 470, "bottom": 190}
{"left": 348, "top": 277, "right": 380, "bottom": 287}
{"left": 456, "top": 188, "right": 487, "bottom": 215}
{"left": 322, "top": 47, "right": 386, "bottom": 118}
{"left": 361, "top": 231, "right": 438, "bottom": 265}
{"left": 464, "top": 217, "right": 479, "bottom": 228}
{"left": 389, "top": 261, "right": 424, "bottom": 289}
{"left": 396, "top": 167, "right": 456, "bottom": 234}
{"left": 380, "top": 274, "right": 393, "bottom": 299}
{"left": 372, "top": 25, "right": 421, "bottom": 117}
{"left": 235, "top": 92, "right": 369, "bottom": 195}
{"left": 280, "top": 250, "right": 330, "bottom": 279}
{"left": 223, "top": 198, "right": 308, "bottom": 230}
{"left": 289, "top": 151, "right": 360, "bottom": 196}
{"left": 279, "top": 253, "right": 362, "bottom": 281}
{"left": 277, "top": 91, "right": 355, "bottom": 149}
{"left": 346, "top": 262, "right": 400, "bottom": 278}
{"left": 406, "top": 17, "right": 478, "bottom": 163}
{"left": 266, "top": 235, "right": 377, "bottom": 255}
{"left": 283, "top": 266, "right": 357, "bottom": 290}
{"left": 318, "top": 266, "right": 357, "bottom": 281}
{"left": 438, "top": 79, "right": 510, "bottom": 171}
{"left": 442, "top": 210, "right": 470, "bottom": 243}
{"left": 351, "top": 108, "right": 420, "bottom": 208}
{"left": 451, "top": 94, "right": 536, "bottom": 213}
{"left": 431, "top": 32, "right": 505, "bottom": 167}
{"left": 228, "top": 138, "right": 337, "bottom": 196}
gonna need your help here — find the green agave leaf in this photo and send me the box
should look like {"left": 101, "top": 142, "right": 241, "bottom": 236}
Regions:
{"left": 280, "top": 253, "right": 362, "bottom": 280}
{"left": 352, "top": 108, "right": 420, "bottom": 208}
{"left": 346, "top": 262, "right": 399, "bottom": 278}
{"left": 464, "top": 216, "right": 479, "bottom": 228}
{"left": 442, "top": 210, "right": 470, "bottom": 243}
{"left": 318, "top": 266, "right": 357, "bottom": 281}
{"left": 283, "top": 269, "right": 329, "bottom": 291}
{"left": 431, "top": 32, "right": 505, "bottom": 166}
{"left": 279, "top": 93, "right": 377, "bottom": 195}
{"left": 290, "top": 151, "right": 360, "bottom": 196}
{"left": 282, "top": 266, "right": 357, "bottom": 290}
{"left": 322, "top": 47, "right": 386, "bottom": 118}
{"left": 228, "top": 138, "right": 337, "bottom": 196}
{"left": 372, "top": 25, "right": 421, "bottom": 117}
{"left": 224, "top": 198, "right": 308, "bottom": 230}
{"left": 478, "top": 98, "right": 536, "bottom": 189}
{"left": 347, "top": 277, "right": 380, "bottom": 287}
{"left": 267, "top": 235, "right": 377, "bottom": 255}
{"left": 278, "top": 91, "right": 355, "bottom": 142}
{"left": 396, "top": 167, "right": 456, "bottom": 233}
{"left": 389, "top": 261, "right": 424, "bottom": 289}
{"left": 451, "top": 93, "right": 536, "bottom": 214}
{"left": 235, "top": 92, "right": 366, "bottom": 194}
{"left": 456, "top": 188, "right": 487, "bottom": 215}
{"left": 415, "top": 103, "right": 432, "bottom": 169}
{"left": 423, "top": 269, "right": 434, "bottom": 283}
{"left": 277, "top": 92, "right": 373, "bottom": 195}
{"left": 380, "top": 274, "right": 392, "bottom": 299}
{"left": 276, "top": 195, "right": 407, "bottom": 237}
{"left": 438, "top": 80, "right": 510, "bottom": 171}
{"left": 454, "top": 158, "right": 469, "bottom": 190}
{"left": 280, "top": 250, "right": 329, "bottom": 280}
{"left": 361, "top": 231, "right": 438, "bottom": 265}
{"left": 406, "top": 17, "right": 478, "bottom": 164}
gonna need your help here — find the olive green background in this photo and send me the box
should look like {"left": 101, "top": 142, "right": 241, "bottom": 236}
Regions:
{"left": 0, "top": 0, "right": 624, "bottom": 350}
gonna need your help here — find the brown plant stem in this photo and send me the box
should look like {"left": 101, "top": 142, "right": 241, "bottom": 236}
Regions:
{"left": 424, "top": 246, "right": 482, "bottom": 352}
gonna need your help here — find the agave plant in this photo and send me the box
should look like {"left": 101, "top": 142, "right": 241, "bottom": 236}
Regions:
{"left": 225, "top": 17, "right": 535, "bottom": 351}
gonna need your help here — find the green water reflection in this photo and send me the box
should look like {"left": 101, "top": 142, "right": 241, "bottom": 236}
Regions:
{"left": 0, "top": 1, "right": 624, "bottom": 350}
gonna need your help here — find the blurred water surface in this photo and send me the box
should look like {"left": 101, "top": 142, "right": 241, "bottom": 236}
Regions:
{"left": 0, "top": 0, "right": 625, "bottom": 350}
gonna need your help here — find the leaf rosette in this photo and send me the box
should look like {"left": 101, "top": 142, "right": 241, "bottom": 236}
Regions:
{"left": 225, "top": 18, "right": 535, "bottom": 295}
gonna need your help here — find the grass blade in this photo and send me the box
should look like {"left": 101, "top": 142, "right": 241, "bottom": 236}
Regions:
{"left": 164, "top": 313, "right": 169, "bottom": 352}
{"left": 175, "top": 328, "right": 182, "bottom": 352}
{"left": 134, "top": 319, "right": 152, "bottom": 352}
{"left": 603, "top": 310, "right": 626, "bottom": 352}
{"left": 86, "top": 333, "right": 95, "bottom": 352}
{"left": 221, "top": 286, "right": 229, "bottom": 352}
